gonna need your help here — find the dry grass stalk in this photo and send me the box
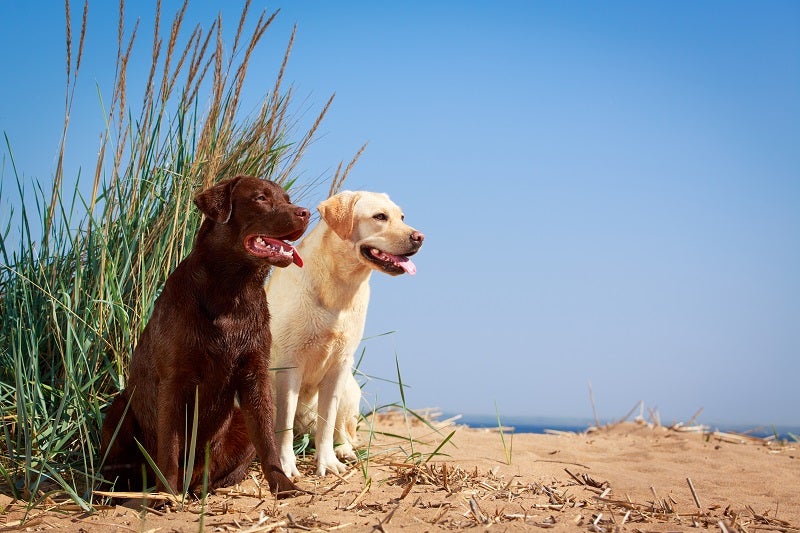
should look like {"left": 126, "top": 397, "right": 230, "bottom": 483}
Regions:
{"left": 165, "top": 22, "right": 197, "bottom": 108}
{"left": 47, "top": 0, "right": 88, "bottom": 246}
{"left": 588, "top": 380, "right": 600, "bottom": 428}
{"left": 277, "top": 93, "right": 335, "bottom": 184}
{"left": 231, "top": 0, "right": 250, "bottom": 54}
{"left": 687, "top": 476, "right": 702, "bottom": 509}
{"left": 184, "top": 19, "right": 216, "bottom": 105}
{"left": 343, "top": 481, "right": 370, "bottom": 511}
{"left": 328, "top": 142, "right": 368, "bottom": 197}
{"left": 226, "top": 9, "right": 278, "bottom": 129}
{"left": 564, "top": 467, "right": 584, "bottom": 485}
{"left": 468, "top": 496, "right": 488, "bottom": 524}
{"left": 259, "top": 24, "right": 294, "bottom": 160}
{"left": 142, "top": 0, "right": 161, "bottom": 117}
{"left": 398, "top": 471, "right": 416, "bottom": 499}
{"left": 613, "top": 400, "right": 643, "bottom": 425}
{"left": 159, "top": 0, "right": 188, "bottom": 105}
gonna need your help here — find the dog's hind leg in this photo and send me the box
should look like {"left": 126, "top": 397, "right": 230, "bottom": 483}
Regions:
{"left": 315, "top": 368, "right": 352, "bottom": 476}
{"left": 192, "top": 409, "right": 257, "bottom": 490}
{"left": 333, "top": 373, "right": 361, "bottom": 462}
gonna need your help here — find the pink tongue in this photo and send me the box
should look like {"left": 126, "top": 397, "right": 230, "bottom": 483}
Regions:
{"left": 393, "top": 254, "right": 416, "bottom": 275}
{"left": 261, "top": 237, "right": 303, "bottom": 267}
{"left": 288, "top": 244, "right": 303, "bottom": 268}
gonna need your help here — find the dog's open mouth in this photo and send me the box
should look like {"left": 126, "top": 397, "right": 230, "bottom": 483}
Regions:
{"left": 360, "top": 246, "right": 417, "bottom": 275}
{"left": 245, "top": 235, "right": 303, "bottom": 267}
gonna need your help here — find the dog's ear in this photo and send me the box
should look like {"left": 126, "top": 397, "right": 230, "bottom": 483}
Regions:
{"left": 194, "top": 176, "right": 243, "bottom": 223}
{"left": 318, "top": 191, "right": 361, "bottom": 240}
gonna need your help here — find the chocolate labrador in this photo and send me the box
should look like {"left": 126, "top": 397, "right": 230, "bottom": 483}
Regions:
{"left": 101, "top": 175, "right": 308, "bottom": 498}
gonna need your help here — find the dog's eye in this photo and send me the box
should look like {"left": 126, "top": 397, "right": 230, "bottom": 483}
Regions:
{"left": 256, "top": 194, "right": 268, "bottom": 202}
{"left": 373, "top": 213, "right": 388, "bottom": 221}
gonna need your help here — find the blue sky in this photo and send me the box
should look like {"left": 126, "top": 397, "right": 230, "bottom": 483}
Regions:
{"left": 2, "top": 2, "right": 799, "bottom": 427}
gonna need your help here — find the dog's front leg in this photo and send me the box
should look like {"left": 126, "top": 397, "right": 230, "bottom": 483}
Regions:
{"left": 274, "top": 368, "right": 302, "bottom": 478}
{"left": 315, "top": 368, "right": 351, "bottom": 476}
{"left": 238, "top": 361, "right": 301, "bottom": 497}
{"left": 156, "top": 379, "right": 182, "bottom": 494}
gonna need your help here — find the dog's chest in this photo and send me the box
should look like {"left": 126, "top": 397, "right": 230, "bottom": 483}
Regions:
{"left": 210, "top": 309, "right": 268, "bottom": 354}
{"left": 186, "top": 286, "right": 269, "bottom": 358}
{"left": 297, "top": 304, "right": 365, "bottom": 368}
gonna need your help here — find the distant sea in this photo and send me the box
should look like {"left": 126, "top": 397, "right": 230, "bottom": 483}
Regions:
{"left": 452, "top": 414, "right": 800, "bottom": 441}
{"left": 454, "top": 414, "right": 590, "bottom": 435}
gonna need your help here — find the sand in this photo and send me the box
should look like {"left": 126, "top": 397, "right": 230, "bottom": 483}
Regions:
{"left": 1, "top": 411, "right": 798, "bottom": 532}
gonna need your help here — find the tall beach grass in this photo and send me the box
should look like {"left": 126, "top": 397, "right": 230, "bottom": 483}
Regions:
{"left": 0, "top": 0, "right": 359, "bottom": 510}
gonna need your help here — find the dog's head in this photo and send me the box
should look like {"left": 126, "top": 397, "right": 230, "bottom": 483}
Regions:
{"left": 194, "top": 176, "right": 310, "bottom": 268}
{"left": 318, "top": 191, "right": 424, "bottom": 276}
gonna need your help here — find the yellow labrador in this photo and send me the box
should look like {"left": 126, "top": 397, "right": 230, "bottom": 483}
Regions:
{"left": 265, "top": 191, "right": 424, "bottom": 477}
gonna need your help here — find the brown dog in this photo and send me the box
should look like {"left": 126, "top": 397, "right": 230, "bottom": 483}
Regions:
{"left": 101, "top": 176, "right": 308, "bottom": 498}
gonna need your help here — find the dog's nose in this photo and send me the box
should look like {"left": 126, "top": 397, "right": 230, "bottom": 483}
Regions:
{"left": 410, "top": 231, "right": 425, "bottom": 244}
{"left": 296, "top": 207, "right": 311, "bottom": 219}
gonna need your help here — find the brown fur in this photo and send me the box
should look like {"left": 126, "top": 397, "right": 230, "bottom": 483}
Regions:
{"left": 101, "top": 176, "right": 308, "bottom": 498}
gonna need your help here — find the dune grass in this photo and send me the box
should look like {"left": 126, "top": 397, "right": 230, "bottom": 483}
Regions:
{"left": 0, "top": 0, "right": 367, "bottom": 511}
{"left": 495, "top": 401, "right": 513, "bottom": 466}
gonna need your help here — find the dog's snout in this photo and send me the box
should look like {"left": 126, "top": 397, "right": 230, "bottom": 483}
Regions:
{"left": 295, "top": 207, "right": 311, "bottom": 220}
{"left": 410, "top": 231, "right": 425, "bottom": 244}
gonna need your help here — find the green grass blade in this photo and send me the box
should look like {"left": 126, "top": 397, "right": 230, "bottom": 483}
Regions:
{"left": 495, "top": 401, "right": 513, "bottom": 465}
{"left": 182, "top": 387, "right": 200, "bottom": 503}
{"left": 134, "top": 438, "right": 175, "bottom": 498}
{"left": 422, "top": 430, "right": 456, "bottom": 464}
{"left": 42, "top": 463, "right": 91, "bottom": 512}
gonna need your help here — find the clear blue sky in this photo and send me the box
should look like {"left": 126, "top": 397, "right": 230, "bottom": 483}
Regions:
{"left": 2, "top": 1, "right": 798, "bottom": 427}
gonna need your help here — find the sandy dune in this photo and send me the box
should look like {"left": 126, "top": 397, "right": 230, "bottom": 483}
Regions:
{"left": 1, "top": 411, "right": 797, "bottom": 531}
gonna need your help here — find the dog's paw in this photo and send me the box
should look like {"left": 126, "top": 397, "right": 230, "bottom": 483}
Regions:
{"left": 279, "top": 449, "right": 302, "bottom": 479}
{"left": 334, "top": 442, "right": 357, "bottom": 463}
{"left": 316, "top": 449, "right": 349, "bottom": 476}
{"left": 266, "top": 468, "right": 304, "bottom": 499}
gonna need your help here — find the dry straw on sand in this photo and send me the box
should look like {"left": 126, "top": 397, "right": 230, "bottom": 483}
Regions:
{"left": 2, "top": 410, "right": 797, "bottom": 532}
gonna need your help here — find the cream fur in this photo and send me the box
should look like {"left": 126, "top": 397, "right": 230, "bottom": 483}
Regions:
{"left": 266, "top": 190, "right": 423, "bottom": 477}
